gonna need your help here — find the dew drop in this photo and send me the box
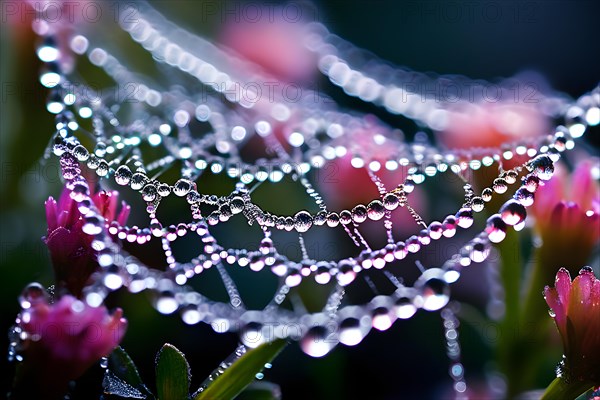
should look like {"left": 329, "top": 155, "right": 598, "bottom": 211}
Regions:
{"left": 351, "top": 205, "right": 368, "bottom": 223}
{"left": 500, "top": 199, "right": 527, "bottom": 225}
{"left": 114, "top": 165, "right": 132, "bottom": 186}
{"left": 326, "top": 212, "right": 340, "bottom": 227}
{"left": 156, "top": 291, "right": 178, "bottom": 314}
{"left": 157, "top": 183, "right": 171, "bottom": 197}
{"left": 72, "top": 144, "right": 89, "bottom": 161}
{"left": 294, "top": 210, "right": 313, "bottom": 232}
{"left": 300, "top": 326, "right": 336, "bottom": 357}
{"left": 383, "top": 192, "right": 399, "bottom": 210}
{"left": 367, "top": 200, "right": 385, "bottom": 221}
{"left": 19, "top": 282, "right": 47, "bottom": 309}
{"left": 481, "top": 188, "right": 493, "bottom": 202}
{"left": 173, "top": 179, "right": 193, "bottom": 196}
{"left": 229, "top": 196, "right": 245, "bottom": 214}
{"left": 514, "top": 187, "right": 535, "bottom": 207}
{"left": 336, "top": 260, "right": 356, "bottom": 286}
{"left": 338, "top": 317, "right": 367, "bottom": 346}
{"left": 522, "top": 174, "right": 540, "bottom": 192}
{"left": 82, "top": 215, "right": 103, "bottom": 235}
{"left": 455, "top": 208, "right": 474, "bottom": 228}
{"left": 414, "top": 268, "right": 450, "bottom": 311}
{"left": 130, "top": 173, "right": 148, "bottom": 190}
{"left": 339, "top": 210, "right": 352, "bottom": 225}
{"left": 394, "top": 294, "right": 417, "bottom": 319}
{"left": 240, "top": 321, "right": 266, "bottom": 348}
{"left": 469, "top": 241, "right": 490, "bottom": 263}
{"left": 142, "top": 184, "right": 157, "bottom": 202}
{"left": 529, "top": 155, "right": 554, "bottom": 181}
{"left": 485, "top": 214, "right": 507, "bottom": 243}
{"left": 492, "top": 178, "right": 508, "bottom": 194}
{"left": 471, "top": 197, "right": 484, "bottom": 213}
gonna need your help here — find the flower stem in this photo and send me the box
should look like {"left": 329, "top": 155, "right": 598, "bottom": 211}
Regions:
{"left": 541, "top": 377, "right": 594, "bottom": 400}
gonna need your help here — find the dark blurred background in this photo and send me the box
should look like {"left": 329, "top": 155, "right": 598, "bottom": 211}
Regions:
{"left": 1, "top": 1, "right": 599, "bottom": 399}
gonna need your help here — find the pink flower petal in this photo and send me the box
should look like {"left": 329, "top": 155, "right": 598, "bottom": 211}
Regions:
{"left": 555, "top": 267, "right": 572, "bottom": 309}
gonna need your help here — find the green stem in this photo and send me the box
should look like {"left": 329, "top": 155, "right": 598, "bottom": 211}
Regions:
{"left": 496, "top": 230, "right": 523, "bottom": 394}
{"left": 541, "top": 377, "right": 594, "bottom": 400}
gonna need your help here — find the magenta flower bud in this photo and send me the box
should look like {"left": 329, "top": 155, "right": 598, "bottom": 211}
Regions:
{"left": 14, "top": 293, "right": 127, "bottom": 398}
{"left": 530, "top": 160, "right": 600, "bottom": 277}
{"left": 44, "top": 186, "right": 130, "bottom": 297}
{"left": 544, "top": 267, "right": 600, "bottom": 384}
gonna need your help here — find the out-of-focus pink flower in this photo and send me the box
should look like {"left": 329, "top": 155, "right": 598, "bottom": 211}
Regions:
{"left": 439, "top": 102, "right": 549, "bottom": 169}
{"left": 544, "top": 267, "right": 600, "bottom": 384}
{"left": 219, "top": 10, "right": 316, "bottom": 82}
{"left": 531, "top": 160, "right": 600, "bottom": 273}
{"left": 16, "top": 293, "right": 126, "bottom": 397}
{"left": 44, "top": 187, "right": 129, "bottom": 296}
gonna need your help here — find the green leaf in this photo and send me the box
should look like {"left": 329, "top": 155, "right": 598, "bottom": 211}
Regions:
{"left": 540, "top": 376, "right": 594, "bottom": 400}
{"left": 193, "top": 340, "right": 288, "bottom": 400}
{"left": 155, "top": 344, "right": 191, "bottom": 400}
{"left": 108, "top": 346, "right": 154, "bottom": 399}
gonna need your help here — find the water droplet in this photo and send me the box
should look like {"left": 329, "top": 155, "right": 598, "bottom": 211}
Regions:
{"left": 529, "top": 155, "right": 554, "bottom": 181}
{"left": 157, "top": 183, "right": 171, "bottom": 197}
{"left": 142, "top": 184, "right": 157, "bottom": 202}
{"left": 370, "top": 296, "right": 396, "bottom": 331}
{"left": 505, "top": 170, "right": 518, "bottom": 184}
{"left": 70, "top": 183, "right": 89, "bottom": 202}
{"left": 469, "top": 241, "right": 490, "bottom": 263}
{"left": 229, "top": 196, "right": 245, "bottom": 214}
{"left": 73, "top": 144, "right": 89, "bottom": 161}
{"left": 156, "top": 291, "right": 178, "bottom": 314}
{"left": 173, "top": 179, "right": 193, "bottom": 196}
{"left": 455, "top": 208, "right": 474, "bottom": 228}
{"left": 300, "top": 326, "right": 336, "bottom": 357}
{"left": 115, "top": 165, "right": 132, "bottom": 185}
{"left": 82, "top": 214, "right": 103, "bottom": 235}
{"left": 486, "top": 214, "right": 507, "bottom": 243}
{"left": 394, "top": 293, "right": 417, "bottom": 319}
{"left": 326, "top": 212, "right": 340, "bottom": 227}
{"left": 383, "top": 193, "right": 399, "bottom": 210}
{"left": 492, "top": 178, "right": 508, "bottom": 194}
{"left": 19, "top": 283, "right": 47, "bottom": 309}
{"left": 522, "top": 174, "right": 540, "bottom": 192}
{"left": 481, "top": 188, "right": 493, "bottom": 202}
{"left": 471, "top": 197, "right": 484, "bottom": 212}
{"left": 315, "top": 263, "right": 331, "bottom": 285}
{"left": 339, "top": 210, "right": 352, "bottom": 225}
{"left": 240, "top": 321, "right": 266, "bottom": 348}
{"left": 514, "top": 187, "right": 535, "bottom": 207}
{"left": 414, "top": 268, "right": 450, "bottom": 311}
{"left": 428, "top": 221, "right": 443, "bottom": 240}
{"left": 87, "top": 154, "right": 100, "bottom": 169}
{"left": 367, "top": 200, "right": 385, "bottom": 221}
{"left": 294, "top": 210, "right": 313, "bottom": 232}
{"left": 180, "top": 304, "right": 202, "bottom": 325}
{"left": 351, "top": 205, "right": 367, "bottom": 223}
{"left": 336, "top": 260, "right": 356, "bottom": 286}
{"left": 95, "top": 142, "right": 107, "bottom": 157}
{"left": 500, "top": 199, "right": 527, "bottom": 225}
{"left": 130, "top": 172, "right": 148, "bottom": 190}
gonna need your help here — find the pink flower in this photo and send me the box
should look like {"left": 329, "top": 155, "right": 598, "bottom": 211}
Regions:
{"left": 440, "top": 102, "right": 549, "bottom": 149}
{"left": 45, "top": 187, "right": 129, "bottom": 297}
{"left": 16, "top": 293, "right": 127, "bottom": 398}
{"left": 219, "top": 9, "right": 317, "bottom": 82}
{"left": 531, "top": 160, "right": 600, "bottom": 273}
{"left": 544, "top": 267, "right": 600, "bottom": 384}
